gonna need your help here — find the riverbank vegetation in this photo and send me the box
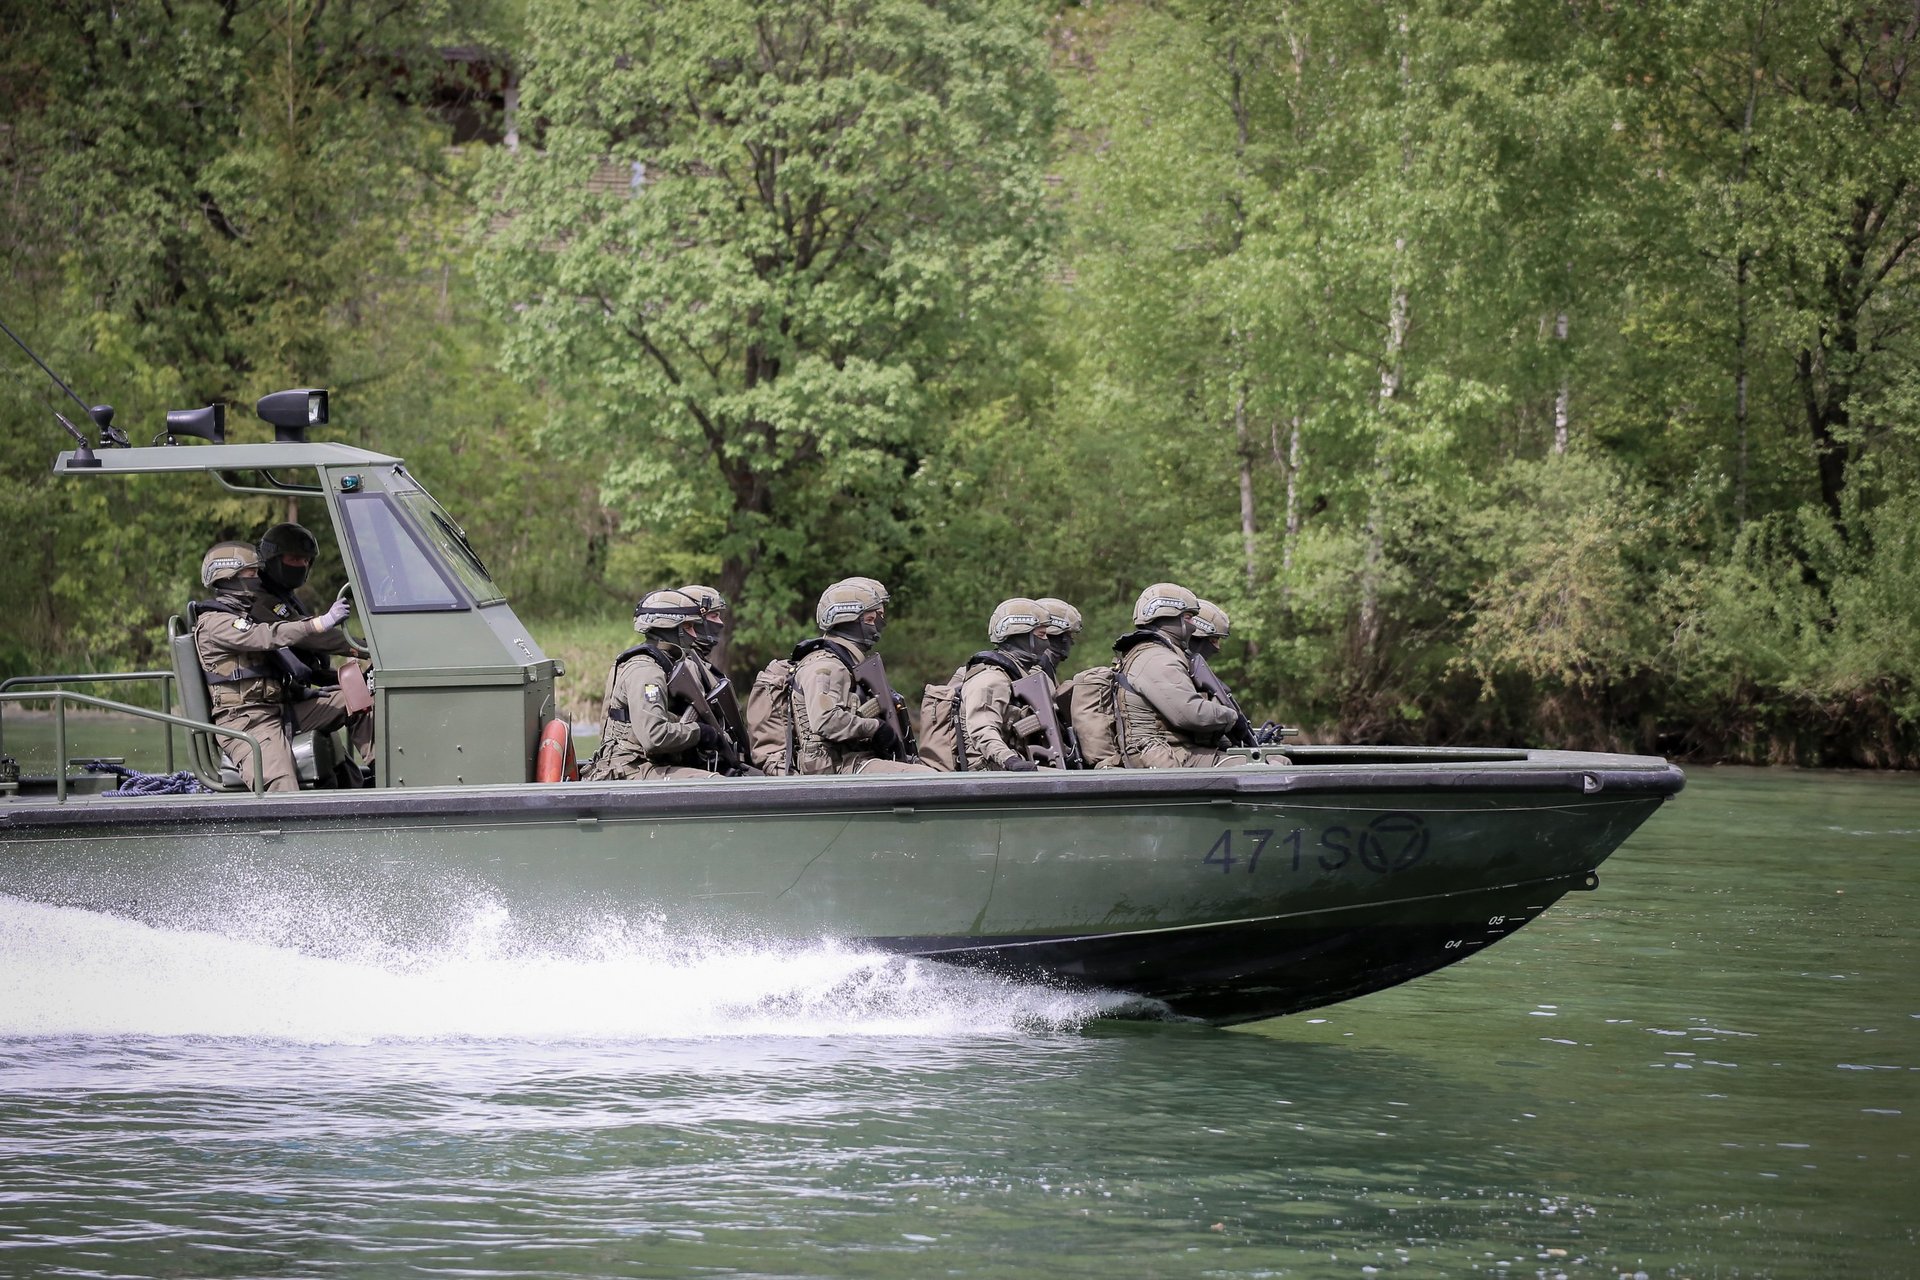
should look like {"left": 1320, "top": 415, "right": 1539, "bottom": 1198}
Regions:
{"left": 4, "top": 0, "right": 1917, "bottom": 765}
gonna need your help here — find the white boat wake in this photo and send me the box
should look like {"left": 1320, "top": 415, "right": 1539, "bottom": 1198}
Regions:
{"left": 0, "top": 893, "right": 1141, "bottom": 1041}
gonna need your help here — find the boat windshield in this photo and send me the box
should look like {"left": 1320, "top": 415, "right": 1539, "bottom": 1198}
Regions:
{"left": 386, "top": 469, "right": 505, "bottom": 607}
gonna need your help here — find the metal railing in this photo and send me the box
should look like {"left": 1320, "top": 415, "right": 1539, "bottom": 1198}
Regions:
{"left": 0, "top": 671, "right": 179, "bottom": 773}
{"left": 0, "top": 689, "right": 262, "bottom": 800}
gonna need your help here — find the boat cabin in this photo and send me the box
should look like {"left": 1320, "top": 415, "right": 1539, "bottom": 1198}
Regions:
{"left": 2, "top": 391, "right": 561, "bottom": 795}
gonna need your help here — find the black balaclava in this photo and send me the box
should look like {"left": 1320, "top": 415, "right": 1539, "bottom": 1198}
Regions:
{"left": 693, "top": 615, "right": 724, "bottom": 656}
{"left": 1191, "top": 635, "right": 1222, "bottom": 661}
{"left": 259, "top": 523, "right": 318, "bottom": 595}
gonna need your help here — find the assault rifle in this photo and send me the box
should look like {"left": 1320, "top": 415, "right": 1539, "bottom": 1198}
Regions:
{"left": 1009, "top": 670, "right": 1075, "bottom": 769}
{"left": 850, "top": 651, "right": 918, "bottom": 760}
{"left": 1190, "top": 655, "right": 1298, "bottom": 749}
{"left": 666, "top": 659, "right": 748, "bottom": 774}
{"left": 1189, "top": 654, "right": 1256, "bottom": 749}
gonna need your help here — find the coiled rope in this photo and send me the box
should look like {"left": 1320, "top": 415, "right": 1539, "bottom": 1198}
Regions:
{"left": 80, "top": 759, "right": 211, "bottom": 796}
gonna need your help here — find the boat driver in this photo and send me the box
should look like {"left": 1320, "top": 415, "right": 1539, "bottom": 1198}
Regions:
{"left": 191, "top": 540, "right": 365, "bottom": 792}
{"left": 1114, "top": 582, "right": 1245, "bottom": 768}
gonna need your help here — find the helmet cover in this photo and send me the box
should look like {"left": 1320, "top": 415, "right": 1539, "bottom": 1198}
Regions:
{"left": 633, "top": 588, "right": 702, "bottom": 634}
{"left": 1193, "top": 600, "right": 1231, "bottom": 640}
{"left": 201, "top": 540, "right": 261, "bottom": 588}
{"left": 988, "top": 597, "right": 1047, "bottom": 644}
{"left": 1132, "top": 582, "right": 1200, "bottom": 627}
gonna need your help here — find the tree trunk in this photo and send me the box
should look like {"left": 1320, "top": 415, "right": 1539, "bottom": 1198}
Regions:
{"left": 1551, "top": 310, "right": 1570, "bottom": 455}
{"left": 1280, "top": 413, "right": 1302, "bottom": 603}
{"left": 1235, "top": 376, "right": 1258, "bottom": 595}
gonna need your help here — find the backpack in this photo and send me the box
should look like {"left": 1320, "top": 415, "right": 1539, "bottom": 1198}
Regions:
{"left": 916, "top": 663, "right": 972, "bottom": 771}
{"left": 747, "top": 658, "right": 798, "bottom": 775}
{"left": 1070, "top": 664, "right": 1126, "bottom": 768}
{"left": 919, "top": 652, "right": 1025, "bottom": 771}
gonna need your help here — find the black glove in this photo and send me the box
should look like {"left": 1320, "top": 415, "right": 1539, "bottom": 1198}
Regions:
{"left": 695, "top": 721, "right": 720, "bottom": 752}
{"left": 1002, "top": 754, "right": 1038, "bottom": 772}
{"left": 870, "top": 720, "right": 901, "bottom": 756}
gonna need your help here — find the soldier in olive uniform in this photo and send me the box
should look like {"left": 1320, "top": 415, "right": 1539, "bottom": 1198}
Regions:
{"left": 1036, "top": 597, "right": 1084, "bottom": 674}
{"left": 1115, "top": 583, "right": 1244, "bottom": 769}
{"left": 192, "top": 541, "right": 360, "bottom": 792}
{"left": 679, "top": 583, "right": 755, "bottom": 768}
{"left": 251, "top": 521, "right": 374, "bottom": 760}
{"left": 957, "top": 598, "right": 1059, "bottom": 772}
{"left": 582, "top": 590, "right": 728, "bottom": 781}
{"left": 791, "top": 578, "right": 936, "bottom": 776}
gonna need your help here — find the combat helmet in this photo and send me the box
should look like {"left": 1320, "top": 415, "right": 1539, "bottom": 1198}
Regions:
{"left": 988, "top": 597, "right": 1048, "bottom": 644}
{"left": 680, "top": 584, "right": 727, "bottom": 616}
{"left": 1132, "top": 582, "right": 1200, "bottom": 627}
{"left": 815, "top": 577, "right": 890, "bottom": 632}
{"left": 1193, "top": 601, "right": 1231, "bottom": 640}
{"left": 633, "top": 588, "right": 702, "bottom": 634}
{"left": 258, "top": 522, "right": 319, "bottom": 592}
{"left": 1036, "top": 598, "right": 1083, "bottom": 635}
{"left": 201, "top": 540, "right": 261, "bottom": 588}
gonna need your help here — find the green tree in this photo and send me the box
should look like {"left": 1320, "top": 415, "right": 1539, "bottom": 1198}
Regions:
{"left": 475, "top": 0, "right": 1059, "bottom": 663}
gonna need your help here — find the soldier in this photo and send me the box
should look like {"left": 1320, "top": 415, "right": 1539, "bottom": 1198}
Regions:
{"left": 958, "top": 598, "right": 1061, "bottom": 772}
{"left": 582, "top": 590, "right": 729, "bottom": 781}
{"left": 792, "top": 577, "right": 936, "bottom": 775}
{"left": 1190, "top": 600, "right": 1259, "bottom": 750}
{"left": 252, "top": 521, "right": 374, "bottom": 760}
{"left": 1115, "top": 582, "right": 1244, "bottom": 768}
{"left": 679, "top": 583, "right": 755, "bottom": 768}
{"left": 1035, "top": 597, "right": 1083, "bottom": 674}
{"left": 1190, "top": 600, "right": 1230, "bottom": 664}
{"left": 191, "top": 540, "right": 361, "bottom": 792}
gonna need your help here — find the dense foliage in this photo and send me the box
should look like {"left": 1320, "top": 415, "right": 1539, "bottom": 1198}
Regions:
{"left": 3, "top": 0, "right": 1917, "bottom": 765}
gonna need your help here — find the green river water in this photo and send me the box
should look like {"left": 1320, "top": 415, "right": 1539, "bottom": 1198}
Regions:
{"left": 0, "top": 762, "right": 1913, "bottom": 1278}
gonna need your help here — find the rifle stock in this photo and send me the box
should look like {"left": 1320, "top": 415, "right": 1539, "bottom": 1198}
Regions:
{"left": 849, "top": 652, "right": 915, "bottom": 760}
{"left": 1189, "top": 654, "right": 1256, "bottom": 749}
{"left": 1008, "top": 670, "right": 1070, "bottom": 768}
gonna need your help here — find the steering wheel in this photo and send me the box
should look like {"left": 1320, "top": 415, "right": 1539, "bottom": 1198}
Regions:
{"left": 335, "top": 582, "right": 373, "bottom": 658}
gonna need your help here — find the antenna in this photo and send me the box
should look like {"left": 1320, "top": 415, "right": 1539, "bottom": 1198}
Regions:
{"left": 0, "top": 315, "right": 120, "bottom": 459}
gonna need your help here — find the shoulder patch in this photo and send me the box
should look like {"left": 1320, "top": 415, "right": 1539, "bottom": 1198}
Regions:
{"left": 229, "top": 617, "right": 253, "bottom": 633}
{"left": 272, "top": 603, "right": 293, "bottom": 619}
{"left": 643, "top": 683, "right": 662, "bottom": 705}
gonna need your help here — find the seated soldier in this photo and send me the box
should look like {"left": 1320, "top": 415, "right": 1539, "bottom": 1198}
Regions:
{"left": 1036, "top": 597, "right": 1084, "bottom": 675}
{"left": 191, "top": 540, "right": 361, "bottom": 792}
{"left": 792, "top": 577, "right": 936, "bottom": 775}
{"left": 252, "top": 521, "right": 374, "bottom": 763}
{"left": 1190, "top": 600, "right": 1264, "bottom": 751}
{"left": 678, "top": 583, "right": 757, "bottom": 770}
{"left": 1114, "top": 582, "right": 1244, "bottom": 769}
{"left": 958, "top": 598, "right": 1060, "bottom": 772}
{"left": 581, "top": 590, "right": 729, "bottom": 781}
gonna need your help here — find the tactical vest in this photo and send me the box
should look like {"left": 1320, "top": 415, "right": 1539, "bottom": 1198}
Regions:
{"left": 789, "top": 636, "right": 890, "bottom": 775}
{"left": 191, "top": 599, "right": 291, "bottom": 709}
{"left": 580, "top": 640, "right": 702, "bottom": 782}
{"left": 1115, "top": 630, "right": 1199, "bottom": 756}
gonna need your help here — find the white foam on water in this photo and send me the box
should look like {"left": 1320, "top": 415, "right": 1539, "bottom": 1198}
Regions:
{"left": 0, "top": 894, "right": 1138, "bottom": 1041}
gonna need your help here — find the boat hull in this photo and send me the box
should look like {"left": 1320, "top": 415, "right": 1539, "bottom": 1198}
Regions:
{"left": 0, "top": 749, "right": 1682, "bottom": 1024}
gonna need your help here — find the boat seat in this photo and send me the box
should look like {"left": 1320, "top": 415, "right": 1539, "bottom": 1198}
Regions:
{"left": 167, "top": 612, "right": 339, "bottom": 791}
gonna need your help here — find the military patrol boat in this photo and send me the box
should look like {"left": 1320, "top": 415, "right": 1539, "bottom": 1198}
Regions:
{"left": 0, "top": 391, "right": 1685, "bottom": 1025}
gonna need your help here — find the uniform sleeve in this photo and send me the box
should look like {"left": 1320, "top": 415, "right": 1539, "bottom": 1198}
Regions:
{"left": 797, "top": 655, "right": 880, "bottom": 744}
{"left": 617, "top": 658, "right": 703, "bottom": 757}
{"left": 961, "top": 667, "right": 1020, "bottom": 766}
{"left": 1131, "top": 647, "right": 1241, "bottom": 735}
{"left": 197, "top": 614, "right": 323, "bottom": 656}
